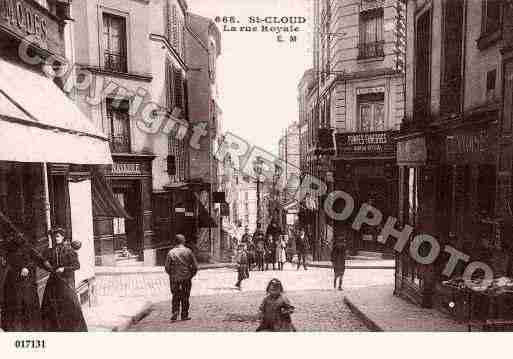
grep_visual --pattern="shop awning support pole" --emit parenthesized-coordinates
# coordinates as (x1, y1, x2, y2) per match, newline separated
(42, 162, 52, 248)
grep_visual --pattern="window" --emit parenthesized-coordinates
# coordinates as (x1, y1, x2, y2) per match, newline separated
(478, 164, 496, 218)
(106, 99, 131, 153)
(358, 8, 384, 59)
(35, 0, 49, 9)
(169, 137, 187, 182)
(482, 0, 501, 35)
(113, 192, 126, 235)
(358, 93, 384, 132)
(440, 0, 464, 115)
(414, 10, 431, 120)
(103, 13, 127, 73)
(486, 69, 497, 101)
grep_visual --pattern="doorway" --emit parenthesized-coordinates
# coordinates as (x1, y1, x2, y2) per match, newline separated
(112, 181, 142, 262)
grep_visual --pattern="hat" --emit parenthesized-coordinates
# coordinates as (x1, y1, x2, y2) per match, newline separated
(48, 227, 66, 237)
(266, 278, 284, 292)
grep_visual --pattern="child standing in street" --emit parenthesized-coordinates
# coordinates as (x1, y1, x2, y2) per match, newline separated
(234, 243, 249, 290)
(256, 278, 296, 332)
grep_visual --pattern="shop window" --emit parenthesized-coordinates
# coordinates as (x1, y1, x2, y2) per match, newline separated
(486, 69, 497, 102)
(106, 99, 131, 153)
(358, 93, 384, 132)
(358, 8, 384, 59)
(482, 0, 501, 35)
(478, 164, 496, 218)
(103, 13, 127, 73)
(49, 175, 70, 231)
(407, 167, 420, 227)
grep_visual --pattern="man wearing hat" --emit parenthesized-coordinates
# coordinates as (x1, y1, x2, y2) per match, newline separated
(164, 234, 198, 321)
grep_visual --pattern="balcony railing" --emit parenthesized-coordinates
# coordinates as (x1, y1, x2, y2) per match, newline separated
(358, 41, 385, 59)
(104, 51, 127, 73)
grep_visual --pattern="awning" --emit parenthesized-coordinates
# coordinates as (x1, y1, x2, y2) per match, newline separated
(0, 58, 112, 165)
(91, 171, 131, 219)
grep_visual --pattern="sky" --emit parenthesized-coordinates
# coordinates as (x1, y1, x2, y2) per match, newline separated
(187, 0, 313, 155)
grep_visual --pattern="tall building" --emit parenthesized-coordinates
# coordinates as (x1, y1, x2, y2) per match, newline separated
(185, 13, 223, 261)
(278, 121, 301, 201)
(310, 0, 406, 258)
(72, 0, 190, 266)
(395, 0, 513, 319)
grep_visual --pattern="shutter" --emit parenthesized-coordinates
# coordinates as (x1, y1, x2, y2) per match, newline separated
(174, 68, 183, 111)
(172, 5, 178, 50)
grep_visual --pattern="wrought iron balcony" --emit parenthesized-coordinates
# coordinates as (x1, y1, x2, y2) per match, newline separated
(358, 41, 385, 60)
(104, 51, 127, 73)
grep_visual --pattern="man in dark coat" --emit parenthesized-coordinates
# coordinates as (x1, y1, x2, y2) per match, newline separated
(165, 234, 199, 321)
(1, 234, 52, 332)
(295, 229, 310, 270)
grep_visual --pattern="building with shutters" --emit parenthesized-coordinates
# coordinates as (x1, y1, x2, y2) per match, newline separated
(72, 0, 190, 266)
(308, 0, 405, 258)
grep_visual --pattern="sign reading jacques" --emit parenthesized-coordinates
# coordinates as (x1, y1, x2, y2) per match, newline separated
(336, 131, 395, 155)
(0, 0, 65, 57)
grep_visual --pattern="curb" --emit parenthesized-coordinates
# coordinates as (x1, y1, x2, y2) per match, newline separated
(292, 262, 395, 270)
(95, 263, 235, 276)
(343, 296, 383, 332)
(111, 301, 154, 332)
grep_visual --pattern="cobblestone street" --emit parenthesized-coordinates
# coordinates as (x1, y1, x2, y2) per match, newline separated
(101, 264, 394, 331)
(129, 289, 367, 331)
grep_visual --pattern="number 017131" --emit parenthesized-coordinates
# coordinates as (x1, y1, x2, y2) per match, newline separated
(14, 339, 46, 349)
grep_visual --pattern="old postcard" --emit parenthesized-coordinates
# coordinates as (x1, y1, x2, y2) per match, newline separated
(0, 0, 513, 357)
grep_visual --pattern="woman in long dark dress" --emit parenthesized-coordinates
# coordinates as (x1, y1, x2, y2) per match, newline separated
(1, 234, 52, 332)
(331, 238, 347, 291)
(41, 228, 87, 332)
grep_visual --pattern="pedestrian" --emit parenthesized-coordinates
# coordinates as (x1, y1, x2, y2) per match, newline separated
(247, 242, 256, 271)
(256, 278, 296, 332)
(234, 243, 249, 290)
(255, 235, 266, 271)
(295, 229, 310, 270)
(331, 237, 347, 291)
(41, 227, 87, 331)
(276, 235, 287, 271)
(1, 233, 52, 332)
(164, 234, 199, 321)
(265, 234, 276, 270)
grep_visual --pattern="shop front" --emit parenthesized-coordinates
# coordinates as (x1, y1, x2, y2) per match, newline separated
(334, 131, 398, 254)
(93, 155, 154, 266)
(395, 113, 503, 317)
(152, 181, 216, 265)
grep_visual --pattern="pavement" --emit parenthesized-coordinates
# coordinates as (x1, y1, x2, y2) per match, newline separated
(343, 284, 467, 332)
(87, 263, 394, 331)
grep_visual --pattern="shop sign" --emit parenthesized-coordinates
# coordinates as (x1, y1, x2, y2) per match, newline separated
(0, 0, 64, 56)
(397, 137, 427, 165)
(356, 86, 385, 95)
(175, 208, 185, 213)
(112, 162, 142, 175)
(336, 131, 394, 154)
(445, 128, 496, 163)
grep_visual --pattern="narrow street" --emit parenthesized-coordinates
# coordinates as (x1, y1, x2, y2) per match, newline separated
(112, 265, 393, 331)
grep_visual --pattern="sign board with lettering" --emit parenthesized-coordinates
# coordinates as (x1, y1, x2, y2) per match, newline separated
(336, 131, 395, 156)
(397, 137, 427, 165)
(444, 127, 497, 164)
(0, 0, 65, 57)
(112, 163, 142, 175)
